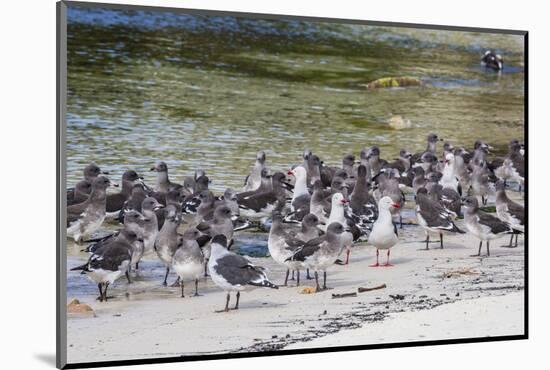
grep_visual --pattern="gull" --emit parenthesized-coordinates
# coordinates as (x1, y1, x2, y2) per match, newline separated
(67, 176, 117, 243)
(208, 235, 278, 312)
(462, 196, 515, 257)
(495, 181, 524, 248)
(285, 223, 347, 292)
(172, 228, 205, 297)
(415, 188, 464, 250)
(243, 150, 267, 192)
(367, 196, 400, 267)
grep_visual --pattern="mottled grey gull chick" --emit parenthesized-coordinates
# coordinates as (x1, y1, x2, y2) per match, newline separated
(154, 204, 182, 286)
(417, 151, 439, 174)
(342, 154, 357, 178)
(268, 212, 307, 286)
(151, 161, 182, 193)
(366, 146, 387, 178)
(471, 140, 491, 167)
(495, 140, 524, 189)
(462, 196, 515, 257)
(106, 170, 143, 217)
(471, 162, 493, 205)
(67, 180, 92, 206)
(172, 228, 205, 297)
(243, 150, 267, 192)
(67, 176, 116, 243)
(193, 175, 210, 195)
(412, 166, 427, 194)
(309, 180, 331, 225)
(117, 183, 148, 222)
(196, 205, 236, 269)
(217, 188, 240, 219)
(373, 168, 405, 228)
(453, 147, 471, 191)
(140, 197, 164, 257)
(495, 181, 524, 248)
(425, 171, 443, 194)
(304, 152, 322, 186)
(285, 222, 347, 292)
(67, 163, 106, 203)
(387, 149, 412, 174)
(348, 165, 378, 230)
(286, 166, 311, 222)
(208, 235, 278, 312)
(410, 133, 442, 165)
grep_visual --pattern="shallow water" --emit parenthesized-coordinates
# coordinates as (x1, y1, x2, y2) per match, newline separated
(65, 7, 524, 292)
(66, 6, 525, 194)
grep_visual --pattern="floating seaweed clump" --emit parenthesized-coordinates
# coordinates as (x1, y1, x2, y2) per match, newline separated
(364, 76, 422, 89)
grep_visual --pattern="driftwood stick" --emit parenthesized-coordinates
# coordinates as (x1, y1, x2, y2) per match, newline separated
(358, 284, 387, 293)
(331, 292, 357, 299)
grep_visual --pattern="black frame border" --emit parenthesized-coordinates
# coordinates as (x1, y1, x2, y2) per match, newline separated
(56, 1, 528, 369)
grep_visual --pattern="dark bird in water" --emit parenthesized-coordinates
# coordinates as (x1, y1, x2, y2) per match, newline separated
(481, 50, 503, 71)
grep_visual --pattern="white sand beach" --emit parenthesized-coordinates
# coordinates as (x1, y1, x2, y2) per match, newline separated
(66, 193, 525, 363)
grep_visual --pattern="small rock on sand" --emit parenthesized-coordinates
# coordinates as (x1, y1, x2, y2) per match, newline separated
(300, 287, 316, 294)
(67, 298, 95, 317)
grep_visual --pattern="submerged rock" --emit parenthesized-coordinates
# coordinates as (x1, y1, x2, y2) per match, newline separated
(388, 115, 412, 130)
(364, 77, 422, 89)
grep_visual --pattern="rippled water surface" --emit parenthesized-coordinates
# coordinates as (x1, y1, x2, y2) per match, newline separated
(66, 7, 524, 193)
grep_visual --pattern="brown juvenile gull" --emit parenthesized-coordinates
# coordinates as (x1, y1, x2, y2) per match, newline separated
(66, 162, 107, 203)
(495, 181, 524, 248)
(150, 161, 182, 193)
(67, 176, 117, 243)
(154, 204, 183, 286)
(268, 212, 308, 286)
(172, 228, 205, 297)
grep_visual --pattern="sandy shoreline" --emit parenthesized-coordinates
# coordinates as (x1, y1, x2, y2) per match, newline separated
(287, 292, 524, 350)
(67, 193, 525, 364)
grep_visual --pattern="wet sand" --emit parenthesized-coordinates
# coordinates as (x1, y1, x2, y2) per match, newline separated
(66, 191, 524, 364)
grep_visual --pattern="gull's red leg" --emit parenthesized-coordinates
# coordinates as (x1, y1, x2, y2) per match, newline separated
(370, 249, 380, 267)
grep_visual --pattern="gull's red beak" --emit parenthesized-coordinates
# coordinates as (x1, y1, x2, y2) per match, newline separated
(341, 199, 348, 204)
(287, 170, 294, 176)
(392, 203, 401, 209)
